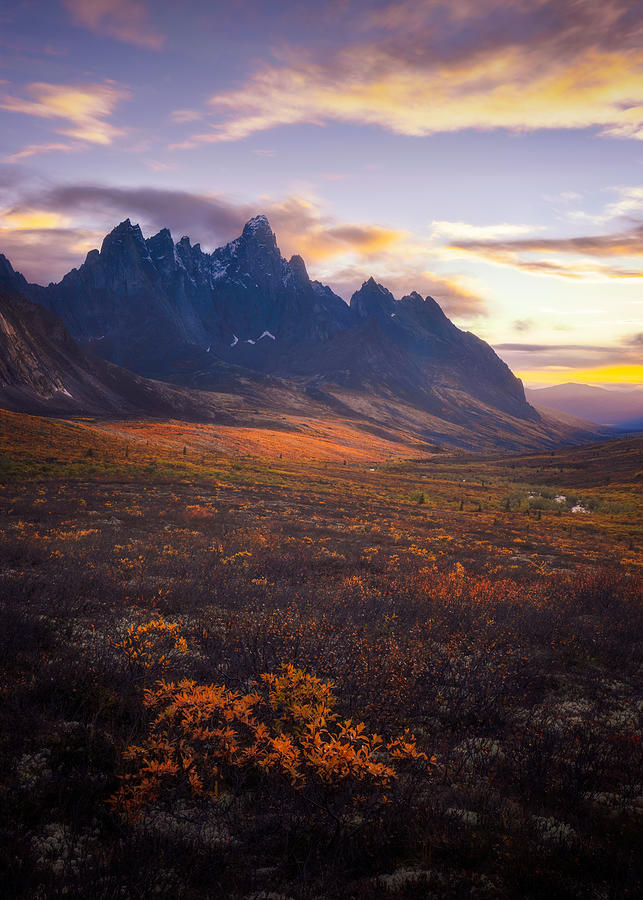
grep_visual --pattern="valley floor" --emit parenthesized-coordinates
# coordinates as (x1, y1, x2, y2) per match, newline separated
(0, 410, 641, 898)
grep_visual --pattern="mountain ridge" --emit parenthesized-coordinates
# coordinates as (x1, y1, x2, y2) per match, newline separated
(527, 383, 643, 431)
(0, 216, 533, 418)
(0, 215, 610, 450)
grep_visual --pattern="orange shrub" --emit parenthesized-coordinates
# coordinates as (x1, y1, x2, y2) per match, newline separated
(112, 663, 429, 819)
(115, 618, 188, 670)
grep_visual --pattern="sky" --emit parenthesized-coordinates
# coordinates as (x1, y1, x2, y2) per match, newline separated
(0, 0, 641, 387)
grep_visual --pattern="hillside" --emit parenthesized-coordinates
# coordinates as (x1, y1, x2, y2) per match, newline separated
(0, 287, 223, 420)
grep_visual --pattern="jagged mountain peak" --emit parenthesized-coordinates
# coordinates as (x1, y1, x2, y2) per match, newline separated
(401, 291, 425, 305)
(100, 218, 149, 257)
(243, 214, 273, 235)
(84, 249, 100, 265)
(287, 254, 309, 284)
(150, 226, 173, 242)
(147, 227, 175, 255)
(106, 218, 142, 238)
(350, 278, 395, 319)
(0, 252, 29, 293)
(399, 291, 449, 323)
(239, 214, 278, 251)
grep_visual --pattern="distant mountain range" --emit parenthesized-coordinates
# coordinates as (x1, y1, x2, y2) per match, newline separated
(0, 216, 607, 450)
(527, 383, 643, 432)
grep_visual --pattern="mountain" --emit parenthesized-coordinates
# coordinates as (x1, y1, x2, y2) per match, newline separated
(1, 217, 533, 411)
(526, 383, 643, 431)
(0, 216, 608, 450)
(0, 285, 224, 419)
(4, 216, 351, 376)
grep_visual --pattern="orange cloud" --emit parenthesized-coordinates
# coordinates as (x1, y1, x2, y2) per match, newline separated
(295, 224, 405, 262)
(0, 81, 129, 145)
(62, 0, 164, 49)
(1, 209, 69, 230)
(178, 41, 643, 144)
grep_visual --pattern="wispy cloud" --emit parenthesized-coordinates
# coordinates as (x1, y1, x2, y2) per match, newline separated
(173, 0, 643, 145)
(444, 222, 643, 280)
(170, 109, 202, 124)
(0, 81, 129, 145)
(143, 159, 178, 172)
(3, 141, 85, 163)
(496, 342, 619, 353)
(606, 187, 643, 220)
(431, 221, 538, 241)
(494, 331, 643, 380)
(62, 0, 164, 49)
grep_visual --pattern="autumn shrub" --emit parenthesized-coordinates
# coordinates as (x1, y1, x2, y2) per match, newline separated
(115, 617, 188, 671)
(112, 662, 429, 821)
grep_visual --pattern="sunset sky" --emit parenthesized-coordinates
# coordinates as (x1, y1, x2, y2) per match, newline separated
(0, 0, 641, 387)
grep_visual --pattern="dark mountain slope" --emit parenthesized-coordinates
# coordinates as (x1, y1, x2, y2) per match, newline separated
(0, 287, 222, 419)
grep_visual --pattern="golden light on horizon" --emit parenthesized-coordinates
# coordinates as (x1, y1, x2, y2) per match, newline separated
(518, 364, 643, 387)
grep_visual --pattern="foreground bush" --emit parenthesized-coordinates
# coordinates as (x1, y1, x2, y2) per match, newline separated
(113, 662, 429, 820)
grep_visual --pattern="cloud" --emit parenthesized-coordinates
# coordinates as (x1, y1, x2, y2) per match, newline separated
(0, 225, 103, 283)
(495, 343, 617, 353)
(17, 184, 406, 264)
(1, 181, 488, 317)
(62, 0, 164, 49)
(18, 183, 255, 243)
(494, 334, 643, 380)
(0, 81, 129, 145)
(172, 1, 643, 144)
(559, 186, 643, 227)
(444, 222, 643, 279)
(285, 220, 405, 263)
(431, 221, 538, 241)
(3, 141, 85, 162)
(143, 159, 178, 172)
(170, 109, 202, 124)
(1, 209, 70, 231)
(606, 187, 643, 220)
